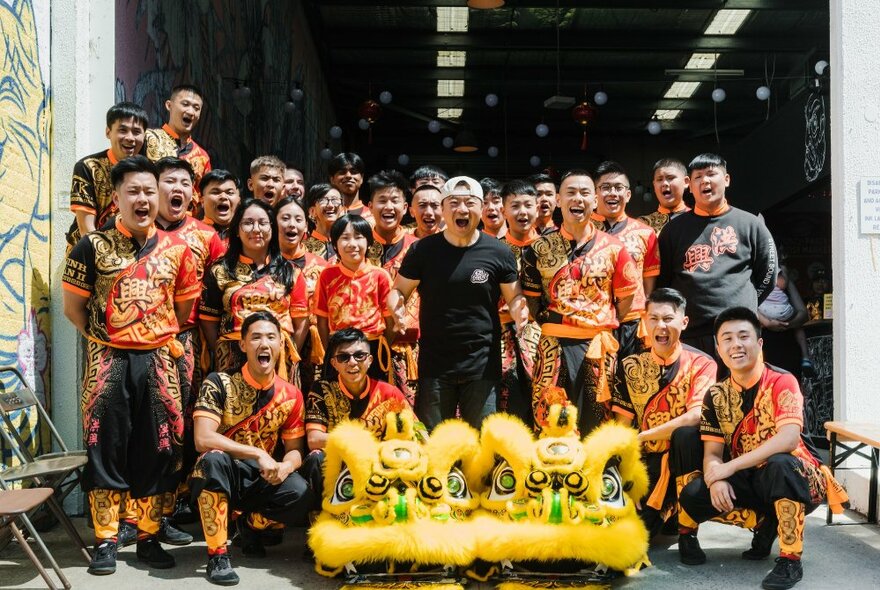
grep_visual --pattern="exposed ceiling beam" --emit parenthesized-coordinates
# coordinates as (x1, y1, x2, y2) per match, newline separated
(326, 31, 826, 53)
(317, 0, 826, 9)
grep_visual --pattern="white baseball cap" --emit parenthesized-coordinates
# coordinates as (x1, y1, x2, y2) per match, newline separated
(441, 176, 483, 201)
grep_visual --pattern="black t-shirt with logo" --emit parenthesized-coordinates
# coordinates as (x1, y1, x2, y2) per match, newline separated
(399, 232, 518, 380)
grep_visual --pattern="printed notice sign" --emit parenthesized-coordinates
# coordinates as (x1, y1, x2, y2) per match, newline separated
(861, 178, 880, 234)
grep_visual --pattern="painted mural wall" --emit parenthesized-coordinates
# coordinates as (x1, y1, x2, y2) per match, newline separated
(0, 0, 52, 462)
(115, 0, 335, 184)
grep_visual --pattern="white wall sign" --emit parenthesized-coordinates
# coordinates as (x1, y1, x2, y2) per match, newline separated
(860, 178, 880, 234)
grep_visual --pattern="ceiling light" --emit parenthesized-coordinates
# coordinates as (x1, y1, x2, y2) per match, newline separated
(437, 7, 468, 32)
(453, 129, 479, 153)
(437, 80, 465, 97)
(704, 9, 750, 35)
(664, 81, 700, 99)
(468, 0, 505, 8)
(437, 107, 463, 120)
(653, 109, 682, 120)
(684, 53, 719, 70)
(437, 50, 466, 68)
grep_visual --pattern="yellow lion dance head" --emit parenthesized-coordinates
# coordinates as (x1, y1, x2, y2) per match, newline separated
(466, 404, 650, 584)
(308, 409, 482, 584)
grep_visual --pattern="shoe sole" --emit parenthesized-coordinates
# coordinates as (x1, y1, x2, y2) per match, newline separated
(742, 551, 771, 561)
(680, 555, 707, 565)
(88, 566, 116, 575)
(208, 575, 240, 586)
(158, 535, 194, 546)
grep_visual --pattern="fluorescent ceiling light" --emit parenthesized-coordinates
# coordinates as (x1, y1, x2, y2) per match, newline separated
(437, 107, 463, 120)
(437, 7, 469, 32)
(653, 109, 682, 120)
(704, 9, 750, 35)
(664, 81, 700, 99)
(437, 80, 465, 97)
(685, 53, 719, 70)
(437, 50, 466, 68)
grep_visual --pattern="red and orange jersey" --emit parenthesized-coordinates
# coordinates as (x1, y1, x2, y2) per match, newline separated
(144, 124, 212, 209)
(612, 344, 717, 453)
(639, 204, 691, 236)
(313, 263, 392, 338)
(701, 364, 819, 467)
(521, 227, 638, 335)
(346, 204, 375, 227)
(593, 216, 659, 321)
(367, 230, 420, 337)
(200, 255, 308, 338)
(285, 250, 330, 307)
(303, 231, 337, 263)
(305, 377, 410, 438)
(62, 219, 199, 348)
(194, 365, 305, 453)
(499, 230, 539, 324)
(66, 149, 120, 246)
(162, 216, 225, 329)
(202, 218, 231, 253)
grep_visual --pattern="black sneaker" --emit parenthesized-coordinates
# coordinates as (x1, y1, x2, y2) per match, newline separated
(761, 557, 803, 590)
(207, 553, 240, 586)
(136, 537, 176, 569)
(260, 526, 284, 546)
(172, 496, 198, 525)
(88, 540, 117, 575)
(678, 532, 706, 565)
(236, 519, 265, 558)
(743, 520, 777, 560)
(158, 516, 193, 546)
(117, 520, 137, 547)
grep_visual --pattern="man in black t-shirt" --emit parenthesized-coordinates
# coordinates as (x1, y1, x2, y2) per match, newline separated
(390, 176, 528, 430)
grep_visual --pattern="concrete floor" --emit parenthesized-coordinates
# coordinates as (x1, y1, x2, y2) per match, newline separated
(2, 509, 879, 589)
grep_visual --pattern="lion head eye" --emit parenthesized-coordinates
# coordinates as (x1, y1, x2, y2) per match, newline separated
(446, 468, 471, 500)
(488, 460, 517, 501)
(331, 466, 356, 504)
(600, 463, 624, 508)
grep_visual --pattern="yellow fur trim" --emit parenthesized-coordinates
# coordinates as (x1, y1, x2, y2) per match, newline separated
(322, 420, 380, 511)
(543, 403, 579, 438)
(341, 585, 463, 590)
(385, 409, 417, 440)
(582, 422, 650, 504)
(423, 419, 482, 513)
(471, 513, 647, 572)
(308, 516, 481, 568)
(466, 413, 535, 492)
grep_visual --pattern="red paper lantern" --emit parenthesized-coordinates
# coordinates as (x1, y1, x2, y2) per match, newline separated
(572, 101, 595, 151)
(358, 99, 382, 144)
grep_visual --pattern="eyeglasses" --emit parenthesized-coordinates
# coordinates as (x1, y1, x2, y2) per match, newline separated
(333, 351, 371, 363)
(240, 220, 272, 231)
(598, 183, 630, 194)
(317, 197, 343, 206)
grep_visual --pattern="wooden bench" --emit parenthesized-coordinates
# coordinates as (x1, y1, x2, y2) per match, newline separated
(824, 421, 880, 524)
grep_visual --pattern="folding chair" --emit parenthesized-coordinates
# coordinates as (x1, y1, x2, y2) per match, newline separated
(0, 366, 91, 563)
(0, 487, 71, 590)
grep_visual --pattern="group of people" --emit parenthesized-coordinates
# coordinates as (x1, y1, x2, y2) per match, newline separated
(59, 85, 844, 590)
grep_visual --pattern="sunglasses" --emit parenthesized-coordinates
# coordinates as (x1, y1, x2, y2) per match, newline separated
(333, 351, 371, 363)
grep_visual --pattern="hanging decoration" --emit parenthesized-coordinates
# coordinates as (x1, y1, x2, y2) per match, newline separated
(379, 90, 393, 105)
(593, 91, 608, 106)
(329, 125, 343, 139)
(357, 99, 382, 144)
(572, 100, 595, 151)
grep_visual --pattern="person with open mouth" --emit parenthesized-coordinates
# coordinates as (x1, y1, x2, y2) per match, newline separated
(365, 170, 421, 406)
(302, 183, 342, 262)
(521, 168, 638, 437)
(610, 288, 717, 551)
(247, 155, 286, 207)
(389, 176, 528, 431)
(275, 195, 329, 396)
(528, 172, 560, 235)
(408, 184, 445, 238)
(62, 155, 201, 577)
(328, 152, 374, 226)
(190, 310, 313, 586)
(639, 158, 692, 236)
(200, 169, 242, 247)
(591, 161, 660, 360)
(479, 177, 507, 238)
(66, 102, 149, 248)
(283, 164, 306, 199)
(657, 153, 777, 360)
(495, 179, 542, 426)
(313, 214, 396, 383)
(144, 84, 212, 215)
(200, 199, 309, 384)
